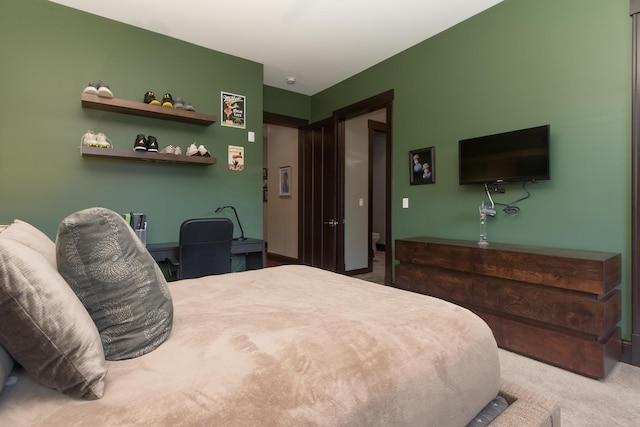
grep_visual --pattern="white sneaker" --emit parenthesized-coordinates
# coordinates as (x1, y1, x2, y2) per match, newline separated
(160, 145, 175, 154)
(95, 133, 112, 148)
(197, 145, 211, 157)
(81, 130, 97, 147)
(186, 143, 199, 156)
(83, 83, 98, 95)
(174, 146, 182, 155)
(97, 81, 113, 98)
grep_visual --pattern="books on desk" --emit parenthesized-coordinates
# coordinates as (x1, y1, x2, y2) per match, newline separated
(123, 212, 147, 246)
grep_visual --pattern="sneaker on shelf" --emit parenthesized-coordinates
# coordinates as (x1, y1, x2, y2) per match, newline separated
(83, 83, 99, 95)
(134, 134, 147, 151)
(81, 130, 97, 146)
(144, 91, 161, 106)
(186, 143, 200, 156)
(146, 135, 159, 152)
(160, 145, 175, 154)
(173, 97, 185, 109)
(95, 133, 112, 148)
(96, 81, 113, 98)
(183, 101, 195, 112)
(197, 145, 211, 157)
(161, 93, 173, 108)
(174, 146, 183, 155)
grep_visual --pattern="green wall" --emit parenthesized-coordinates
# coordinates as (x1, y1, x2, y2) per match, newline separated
(307, 0, 633, 338)
(263, 85, 310, 121)
(0, 0, 264, 243)
(2, 0, 634, 339)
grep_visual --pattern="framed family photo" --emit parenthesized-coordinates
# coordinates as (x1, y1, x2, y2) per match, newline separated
(409, 146, 435, 185)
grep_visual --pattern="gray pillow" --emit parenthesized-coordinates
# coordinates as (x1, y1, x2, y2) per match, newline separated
(0, 219, 57, 268)
(56, 207, 173, 360)
(0, 239, 106, 399)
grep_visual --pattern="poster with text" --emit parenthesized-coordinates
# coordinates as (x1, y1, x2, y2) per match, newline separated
(221, 91, 246, 128)
(228, 145, 244, 171)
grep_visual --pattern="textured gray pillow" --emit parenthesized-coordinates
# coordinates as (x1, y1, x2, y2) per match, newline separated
(0, 344, 15, 394)
(56, 207, 173, 360)
(0, 219, 57, 268)
(0, 239, 106, 399)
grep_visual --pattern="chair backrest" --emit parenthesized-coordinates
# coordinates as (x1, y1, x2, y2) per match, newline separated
(177, 218, 234, 279)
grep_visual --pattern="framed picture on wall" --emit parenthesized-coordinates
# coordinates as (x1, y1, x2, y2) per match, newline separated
(221, 91, 246, 128)
(409, 146, 435, 185)
(279, 166, 291, 197)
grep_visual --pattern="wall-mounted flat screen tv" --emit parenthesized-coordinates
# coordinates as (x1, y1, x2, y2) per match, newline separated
(458, 124, 550, 185)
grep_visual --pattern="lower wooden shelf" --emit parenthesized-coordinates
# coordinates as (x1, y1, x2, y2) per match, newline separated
(80, 146, 216, 165)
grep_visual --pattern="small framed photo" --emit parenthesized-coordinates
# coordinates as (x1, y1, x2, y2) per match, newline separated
(409, 147, 435, 185)
(279, 166, 291, 197)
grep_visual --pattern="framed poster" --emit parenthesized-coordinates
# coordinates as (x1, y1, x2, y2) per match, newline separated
(221, 91, 246, 128)
(279, 166, 291, 197)
(409, 146, 435, 185)
(228, 145, 244, 171)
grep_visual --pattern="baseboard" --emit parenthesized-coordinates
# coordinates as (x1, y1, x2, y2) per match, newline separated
(621, 337, 640, 367)
(266, 252, 298, 265)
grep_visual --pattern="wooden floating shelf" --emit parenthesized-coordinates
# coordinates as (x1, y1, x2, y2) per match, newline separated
(81, 146, 216, 165)
(81, 93, 217, 126)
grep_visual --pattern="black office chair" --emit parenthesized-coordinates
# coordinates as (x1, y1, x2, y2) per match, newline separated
(167, 218, 234, 279)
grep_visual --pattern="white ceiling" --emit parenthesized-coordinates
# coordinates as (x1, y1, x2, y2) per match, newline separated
(49, 0, 502, 96)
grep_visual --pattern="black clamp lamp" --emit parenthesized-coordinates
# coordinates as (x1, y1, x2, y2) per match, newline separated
(215, 206, 246, 240)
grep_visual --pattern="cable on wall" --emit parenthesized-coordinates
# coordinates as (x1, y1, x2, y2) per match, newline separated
(484, 181, 533, 215)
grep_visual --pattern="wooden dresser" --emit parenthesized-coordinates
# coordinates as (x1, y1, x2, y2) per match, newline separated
(395, 237, 621, 378)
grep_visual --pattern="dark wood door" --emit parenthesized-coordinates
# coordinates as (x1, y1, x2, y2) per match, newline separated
(300, 117, 340, 271)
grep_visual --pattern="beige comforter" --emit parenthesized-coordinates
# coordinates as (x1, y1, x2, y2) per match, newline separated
(0, 265, 500, 426)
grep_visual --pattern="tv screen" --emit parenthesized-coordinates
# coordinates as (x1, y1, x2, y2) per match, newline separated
(458, 124, 550, 185)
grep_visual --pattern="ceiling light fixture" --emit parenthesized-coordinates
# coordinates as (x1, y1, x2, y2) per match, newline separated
(286, 77, 296, 85)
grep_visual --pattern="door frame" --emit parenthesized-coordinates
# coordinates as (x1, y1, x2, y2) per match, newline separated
(263, 112, 308, 264)
(368, 119, 388, 272)
(333, 90, 394, 285)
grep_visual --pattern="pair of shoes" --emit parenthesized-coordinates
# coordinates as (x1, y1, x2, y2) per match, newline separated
(160, 145, 183, 155)
(83, 81, 113, 98)
(173, 97, 195, 111)
(81, 130, 111, 148)
(143, 91, 161, 106)
(186, 143, 211, 157)
(133, 134, 158, 152)
(143, 91, 174, 108)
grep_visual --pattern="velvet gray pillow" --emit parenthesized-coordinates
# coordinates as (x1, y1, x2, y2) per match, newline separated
(0, 219, 57, 268)
(0, 239, 106, 399)
(56, 207, 173, 360)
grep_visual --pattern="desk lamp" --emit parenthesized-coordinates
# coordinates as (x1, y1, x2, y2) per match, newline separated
(215, 206, 246, 240)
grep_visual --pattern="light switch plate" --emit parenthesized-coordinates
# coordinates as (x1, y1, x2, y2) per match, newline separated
(402, 198, 409, 209)
(248, 131, 255, 142)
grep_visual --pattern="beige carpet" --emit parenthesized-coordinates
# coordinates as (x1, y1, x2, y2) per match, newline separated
(498, 349, 640, 426)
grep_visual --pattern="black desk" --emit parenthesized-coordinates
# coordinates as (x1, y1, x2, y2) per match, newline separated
(147, 238, 266, 270)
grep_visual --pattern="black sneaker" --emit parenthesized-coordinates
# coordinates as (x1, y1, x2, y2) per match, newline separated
(134, 134, 147, 151)
(144, 91, 160, 106)
(146, 135, 158, 152)
(162, 93, 173, 108)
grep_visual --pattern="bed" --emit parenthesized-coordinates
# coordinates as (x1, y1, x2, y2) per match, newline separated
(0, 209, 560, 426)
